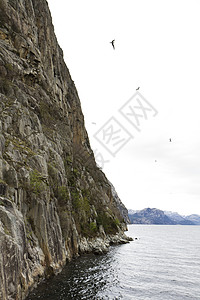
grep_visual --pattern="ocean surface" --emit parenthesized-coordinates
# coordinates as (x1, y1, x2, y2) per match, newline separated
(27, 225, 200, 300)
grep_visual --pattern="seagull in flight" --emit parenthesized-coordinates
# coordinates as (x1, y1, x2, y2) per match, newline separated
(136, 87, 140, 90)
(110, 39, 115, 50)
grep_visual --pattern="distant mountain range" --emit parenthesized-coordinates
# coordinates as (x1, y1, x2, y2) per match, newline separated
(128, 208, 200, 225)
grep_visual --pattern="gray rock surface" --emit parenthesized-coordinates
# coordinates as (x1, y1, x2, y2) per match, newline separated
(0, 1, 130, 299)
(110, 182, 130, 224)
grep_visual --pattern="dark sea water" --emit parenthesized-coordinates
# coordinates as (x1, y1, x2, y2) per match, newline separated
(27, 225, 200, 300)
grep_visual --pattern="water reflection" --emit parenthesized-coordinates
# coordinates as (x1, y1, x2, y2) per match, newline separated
(27, 246, 121, 300)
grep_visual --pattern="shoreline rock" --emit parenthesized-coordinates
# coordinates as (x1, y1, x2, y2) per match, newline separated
(79, 230, 133, 255)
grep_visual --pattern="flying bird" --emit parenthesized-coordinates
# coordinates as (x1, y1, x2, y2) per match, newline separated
(110, 39, 115, 50)
(169, 138, 172, 142)
(136, 87, 140, 90)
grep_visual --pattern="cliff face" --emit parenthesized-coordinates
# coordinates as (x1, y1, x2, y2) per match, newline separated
(110, 182, 130, 224)
(0, 1, 130, 299)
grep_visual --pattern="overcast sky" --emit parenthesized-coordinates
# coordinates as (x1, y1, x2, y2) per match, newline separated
(47, 0, 200, 215)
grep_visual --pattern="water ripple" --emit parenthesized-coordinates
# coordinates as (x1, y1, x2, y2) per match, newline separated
(27, 225, 200, 300)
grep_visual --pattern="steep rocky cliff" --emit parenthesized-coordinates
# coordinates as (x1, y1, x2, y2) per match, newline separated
(110, 182, 130, 224)
(0, 1, 130, 299)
